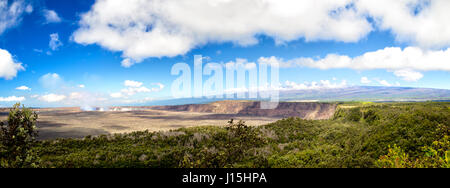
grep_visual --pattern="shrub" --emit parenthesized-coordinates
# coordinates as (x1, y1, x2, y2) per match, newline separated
(0, 103, 40, 168)
(376, 145, 413, 168)
(417, 135, 449, 168)
(363, 109, 379, 124)
(179, 119, 266, 168)
(376, 125, 449, 169)
(346, 107, 362, 122)
(224, 119, 265, 163)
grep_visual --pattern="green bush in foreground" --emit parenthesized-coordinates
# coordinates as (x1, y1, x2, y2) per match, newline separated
(180, 119, 266, 168)
(0, 103, 40, 168)
(376, 131, 449, 168)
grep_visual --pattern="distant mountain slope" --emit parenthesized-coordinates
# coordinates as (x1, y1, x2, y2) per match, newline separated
(142, 86, 450, 106)
(280, 86, 450, 102)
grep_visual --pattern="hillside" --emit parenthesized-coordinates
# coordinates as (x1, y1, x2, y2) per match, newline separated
(151, 101, 337, 120)
(280, 86, 450, 101)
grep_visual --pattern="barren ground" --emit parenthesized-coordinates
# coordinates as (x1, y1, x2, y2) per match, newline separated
(0, 108, 280, 140)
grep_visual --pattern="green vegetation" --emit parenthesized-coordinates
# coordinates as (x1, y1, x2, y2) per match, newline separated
(0, 104, 40, 168)
(1, 102, 449, 168)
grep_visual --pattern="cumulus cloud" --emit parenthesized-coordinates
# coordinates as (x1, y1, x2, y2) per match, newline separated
(73, 0, 372, 64)
(0, 96, 25, 102)
(121, 58, 135, 68)
(0, 48, 24, 80)
(377, 80, 392, 87)
(72, 0, 450, 67)
(262, 47, 450, 71)
(25, 4, 32, 13)
(49, 33, 63, 51)
(260, 46, 450, 81)
(393, 69, 424, 82)
(110, 92, 123, 99)
(360, 77, 371, 84)
(39, 73, 63, 88)
(34, 73, 109, 107)
(33, 49, 43, 53)
(48, 91, 109, 107)
(124, 80, 143, 88)
(39, 93, 67, 103)
(43, 9, 61, 23)
(69, 92, 83, 100)
(0, 0, 32, 35)
(283, 80, 348, 90)
(120, 97, 154, 104)
(356, 0, 450, 48)
(111, 80, 165, 98)
(16, 85, 31, 91)
(223, 79, 348, 95)
(121, 87, 152, 96)
(151, 83, 165, 92)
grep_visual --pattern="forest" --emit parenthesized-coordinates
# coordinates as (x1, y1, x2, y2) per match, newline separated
(1, 102, 449, 168)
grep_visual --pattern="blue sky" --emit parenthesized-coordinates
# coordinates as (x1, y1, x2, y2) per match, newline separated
(0, 0, 449, 107)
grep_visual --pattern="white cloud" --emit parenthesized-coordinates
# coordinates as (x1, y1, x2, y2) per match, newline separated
(69, 92, 83, 100)
(120, 83, 165, 95)
(223, 58, 258, 71)
(73, 0, 372, 65)
(151, 83, 165, 92)
(223, 87, 251, 95)
(16, 85, 31, 91)
(72, 0, 450, 67)
(0, 0, 32, 35)
(124, 80, 143, 88)
(284, 80, 348, 90)
(43, 9, 61, 23)
(0, 48, 24, 80)
(222, 79, 348, 96)
(44, 91, 109, 107)
(39, 73, 63, 88)
(39, 94, 67, 103)
(35, 73, 111, 107)
(111, 80, 165, 98)
(110, 92, 123, 99)
(25, 4, 32, 13)
(356, 0, 450, 49)
(393, 69, 424, 82)
(33, 49, 43, 53)
(259, 46, 450, 81)
(27, 73, 108, 107)
(121, 87, 151, 96)
(49, 33, 63, 51)
(360, 77, 371, 84)
(0, 96, 25, 102)
(377, 80, 392, 87)
(262, 47, 450, 71)
(121, 58, 134, 68)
